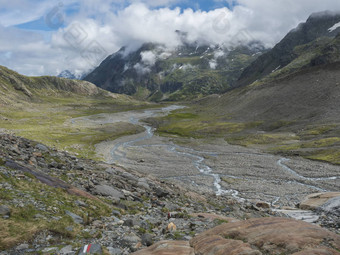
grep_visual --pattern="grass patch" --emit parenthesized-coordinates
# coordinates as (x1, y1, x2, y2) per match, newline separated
(153, 110, 261, 138)
(221, 177, 239, 185)
(306, 149, 340, 165)
(265, 120, 295, 131)
(227, 133, 298, 146)
(299, 125, 336, 136)
(0, 93, 152, 159)
(273, 137, 340, 151)
(0, 172, 112, 250)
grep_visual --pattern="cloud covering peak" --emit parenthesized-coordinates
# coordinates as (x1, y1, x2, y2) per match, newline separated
(1, 0, 340, 76)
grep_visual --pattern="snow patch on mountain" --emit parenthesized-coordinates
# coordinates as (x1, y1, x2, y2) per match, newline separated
(328, 22, 340, 32)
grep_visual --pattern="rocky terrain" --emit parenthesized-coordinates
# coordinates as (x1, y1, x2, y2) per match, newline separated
(0, 131, 271, 254)
(237, 11, 340, 87)
(0, 130, 339, 255)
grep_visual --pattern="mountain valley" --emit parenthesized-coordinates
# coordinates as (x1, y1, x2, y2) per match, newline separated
(0, 8, 340, 255)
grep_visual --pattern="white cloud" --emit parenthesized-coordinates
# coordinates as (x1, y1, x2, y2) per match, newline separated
(209, 60, 217, 69)
(1, 0, 340, 76)
(134, 62, 151, 74)
(141, 51, 157, 66)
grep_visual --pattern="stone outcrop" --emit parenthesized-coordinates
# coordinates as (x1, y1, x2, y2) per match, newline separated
(190, 213, 239, 223)
(190, 217, 340, 255)
(131, 241, 194, 255)
(300, 192, 340, 210)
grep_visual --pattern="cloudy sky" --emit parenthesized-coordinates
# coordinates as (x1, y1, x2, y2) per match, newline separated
(1, 0, 340, 76)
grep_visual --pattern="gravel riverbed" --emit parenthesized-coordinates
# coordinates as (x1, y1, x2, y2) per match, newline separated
(71, 106, 340, 208)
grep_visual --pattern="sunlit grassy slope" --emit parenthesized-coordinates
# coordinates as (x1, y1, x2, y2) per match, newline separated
(0, 65, 152, 159)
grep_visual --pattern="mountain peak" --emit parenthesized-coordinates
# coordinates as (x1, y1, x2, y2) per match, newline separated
(307, 10, 340, 21)
(237, 10, 340, 87)
(83, 41, 266, 101)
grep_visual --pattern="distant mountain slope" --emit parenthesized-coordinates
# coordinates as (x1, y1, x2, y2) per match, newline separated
(203, 62, 340, 123)
(151, 61, 340, 165)
(237, 11, 340, 87)
(0, 65, 114, 106)
(84, 41, 266, 101)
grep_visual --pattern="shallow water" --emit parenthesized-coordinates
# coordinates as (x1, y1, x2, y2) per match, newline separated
(71, 105, 340, 207)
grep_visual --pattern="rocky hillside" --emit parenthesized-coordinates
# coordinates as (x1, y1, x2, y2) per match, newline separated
(83, 40, 266, 101)
(0, 132, 264, 254)
(0, 65, 113, 106)
(0, 65, 151, 159)
(0, 132, 339, 255)
(237, 11, 340, 87)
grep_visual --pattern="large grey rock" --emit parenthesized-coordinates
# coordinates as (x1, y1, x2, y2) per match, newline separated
(42, 247, 59, 253)
(16, 244, 29, 250)
(35, 144, 48, 152)
(137, 178, 150, 190)
(78, 244, 102, 255)
(123, 219, 136, 227)
(107, 247, 122, 255)
(155, 187, 169, 198)
(65, 210, 83, 224)
(121, 172, 138, 182)
(59, 245, 74, 255)
(0, 205, 11, 216)
(319, 196, 340, 215)
(122, 233, 141, 248)
(106, 168, 117, 175)
(94, 185, 124, 199)
(141, 234, 153, 247)
(300, 192, 340, 210)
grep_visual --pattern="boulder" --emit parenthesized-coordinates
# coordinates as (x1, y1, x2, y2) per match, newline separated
(155, 187, 169, 198)
(300, 192, 340, 210)
(107, 247, 122, 255)
(190, 217, 340, 255)
(59, 245, 74, 255)
(131, 241, 194, 255)
(106, 167, 117, 175)
(0, 205, 11, 216)
(192, 236, 261, 255)
(122, 233, 141, 247)
(121, 172, 138, 182)
(65, 210, 83, 224)
(78, 244, 102, 254)
(94, 185, 124, 199)
(35, 144, 48, 152)
(137, 178, 150, 190)
(141, 233, 153, 247)
(292, 248, 340, 255)
(318, 196, 340, 215)
(255, 201, 270, 209)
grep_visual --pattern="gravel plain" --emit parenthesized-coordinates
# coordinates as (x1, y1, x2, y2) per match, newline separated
(82, 106, 340, 208)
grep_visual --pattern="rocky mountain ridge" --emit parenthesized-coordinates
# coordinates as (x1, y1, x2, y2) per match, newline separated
(237, 11, 340, 86)
(0, 65, 115, 107)
(83, 41, 266, 101)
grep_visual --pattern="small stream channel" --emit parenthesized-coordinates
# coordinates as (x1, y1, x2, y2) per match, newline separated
(71, 105, 339, 209)
(107, 105, 242, 199)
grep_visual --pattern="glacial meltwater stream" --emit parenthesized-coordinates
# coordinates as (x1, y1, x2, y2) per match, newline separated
(106, 105, 241, 199)
(71, 105, 339, 208)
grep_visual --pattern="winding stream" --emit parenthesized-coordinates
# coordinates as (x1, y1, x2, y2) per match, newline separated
(107, 105, 241, 199)
(71, 105, 339, 206)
